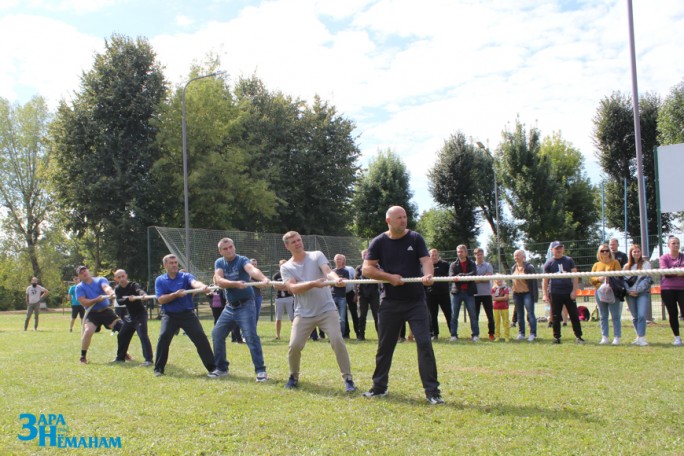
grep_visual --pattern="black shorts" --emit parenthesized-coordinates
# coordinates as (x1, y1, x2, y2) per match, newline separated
(71, 305, 85, 319)
(85, 308, 119, 330)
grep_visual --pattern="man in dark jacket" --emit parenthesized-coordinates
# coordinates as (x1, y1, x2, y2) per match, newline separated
(425, 249, 451, 341)
(449, 245, 479, 341)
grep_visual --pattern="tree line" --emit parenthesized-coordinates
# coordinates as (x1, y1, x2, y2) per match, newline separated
(1, 33, 683, 308)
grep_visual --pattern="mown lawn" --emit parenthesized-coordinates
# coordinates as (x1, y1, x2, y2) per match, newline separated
(0, 310, 682, 455)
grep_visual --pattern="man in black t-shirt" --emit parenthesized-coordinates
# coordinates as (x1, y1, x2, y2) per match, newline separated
(355, 249, 380, 340)
(114, 269, 154, 365)
(425, 249, 452, 340)
(361, 206, 443, 405)
(542, 242, 585, 344)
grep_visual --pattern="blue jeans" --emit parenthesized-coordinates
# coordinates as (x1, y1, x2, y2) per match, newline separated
(596, 297, 622, 338)
(626, 292, 649, 337)
(212, 299, 265, 373)
(254, 295, 262, 322)
(333, 296, 347, 335)
(513, 292, 537, 336)
(450, 291, 478, 338)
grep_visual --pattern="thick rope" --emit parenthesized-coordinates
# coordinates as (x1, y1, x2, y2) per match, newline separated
(123, 268, 683, 300)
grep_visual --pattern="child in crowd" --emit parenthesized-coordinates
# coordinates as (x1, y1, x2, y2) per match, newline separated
(492, 279, 511, 341)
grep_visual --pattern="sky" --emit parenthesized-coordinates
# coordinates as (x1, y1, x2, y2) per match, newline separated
(2, 0, 684, 221)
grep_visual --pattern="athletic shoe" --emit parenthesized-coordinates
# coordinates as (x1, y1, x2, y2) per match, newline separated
(431, 335, 438, 341)
(576, 337, 586, 344)
(516, 334, 525, 340)
(284, 375, 298, 389)
(472, 336, 479, 342)
(449, 336, 458, 342)
(256, 371, 268, 383)
(154, 370, 164, 377)
(110, 358, 125, 363)
(426, 395, 444, 405)
(345, 379, 357, 393)
(488, 334, 495, 341)
(674, 336, 682, 346)
(510, 322, 517, 328)
(141, 361, 153, 367)
(599, 336, 609, 345)
(562, 322, 568, 327)
(207, 369, 229, 379)
(552, 338, 561, 344)
(362, 388, 388, 399)
(611, 337, 620, 346)
(79, 356, 87, 364)
(125, 353, 133, 361)
(528, 334, 536, 342)
(633, 337, 648, 346)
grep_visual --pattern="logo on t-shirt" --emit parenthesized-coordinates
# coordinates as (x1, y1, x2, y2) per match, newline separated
(407, 246, 413, 251)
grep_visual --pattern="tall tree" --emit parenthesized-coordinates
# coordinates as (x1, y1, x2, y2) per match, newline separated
(153, 66, 278, 232)
(497, 119, 565, 253)
(50, 34, 166, 278)
(416, 207, 461, 252)
(427, 132, 484, 248)
(658, 78, 684, 145)
(234, 77, 361, 235)
(593, 91, 670, 239)
(0, 96, 51, 278)
(351, 149, 417, 239)
(540, 132, 599, 241)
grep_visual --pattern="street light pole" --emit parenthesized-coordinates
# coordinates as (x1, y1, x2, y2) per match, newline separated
(181, 71, 225, 271)
(477, 141, 502, 273)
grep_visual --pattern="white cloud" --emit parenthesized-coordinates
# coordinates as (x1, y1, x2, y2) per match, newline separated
(0, 14, 102, 106)
(175, 14, 195, 27)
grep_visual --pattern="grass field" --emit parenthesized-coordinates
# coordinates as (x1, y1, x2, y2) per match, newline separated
(1, 310, 683, 455)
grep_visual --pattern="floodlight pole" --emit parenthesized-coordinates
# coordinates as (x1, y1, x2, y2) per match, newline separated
(626, 0, 649, 255)
(181, 71, 224, 271)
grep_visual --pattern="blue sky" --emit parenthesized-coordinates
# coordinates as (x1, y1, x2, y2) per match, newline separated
(2, 0, 684, 228)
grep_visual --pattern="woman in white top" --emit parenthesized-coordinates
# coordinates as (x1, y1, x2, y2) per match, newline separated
(623, 244, 652, 346)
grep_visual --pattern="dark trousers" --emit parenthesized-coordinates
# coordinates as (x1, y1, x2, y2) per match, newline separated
(474, 295, 495, 336)
(426, 293, 451, 337)
(211, 305, 225, 324)
(372, 298, 440, 396)
(154, 310, 215, 374)
(661, 289, 683, 337)
(344, 291, 360, 338)
(117, 311, 153, 362)
(359, 293, 379, 337)
(550, 294, 583, 340)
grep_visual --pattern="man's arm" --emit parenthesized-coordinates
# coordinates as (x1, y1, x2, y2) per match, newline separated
(244, 263, 270, 287)
(419, 256, 434, 286)
(214, 268, 245, 289)
(363, 259, 404, 286)
(542, 278, 549, 302)
(40, 287, 49, 299)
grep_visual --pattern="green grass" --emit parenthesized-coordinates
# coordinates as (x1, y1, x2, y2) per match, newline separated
(1, 310, 683, 455)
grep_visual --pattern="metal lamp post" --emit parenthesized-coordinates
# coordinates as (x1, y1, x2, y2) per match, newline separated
(477, 141, 502, 273)
(181, 71, 225, 270)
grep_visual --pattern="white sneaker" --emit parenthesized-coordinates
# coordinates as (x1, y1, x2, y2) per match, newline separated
(634, 337, 649, 346)
(674, 336, 683, 346)
(611, 337, 620, 345)
(207, 369, 229, 378)
(472, 336, 479, 342)
(516, 334, 525, 340)
(449, 336, 458, 342)
(599, 336, 609, 345)
(528, 334, 536, 342)
(256, 371, 268, 382)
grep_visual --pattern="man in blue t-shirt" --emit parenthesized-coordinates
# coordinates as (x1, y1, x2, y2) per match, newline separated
(154, 254, 216, 377)
(361, 206, 443, 405)
(211, 238, 270, 382)
(542, 241, 585, 344)
(75, 266, 123, 364)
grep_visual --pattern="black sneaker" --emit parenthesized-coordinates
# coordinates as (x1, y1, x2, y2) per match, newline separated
(576, 337, 586, 345)
(427, 394, 445, 405)
(362, 388, 388, 398)
(345, 379, 357, 393)
(284, 375, 298, 389)
(552, 338, 561, 344)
